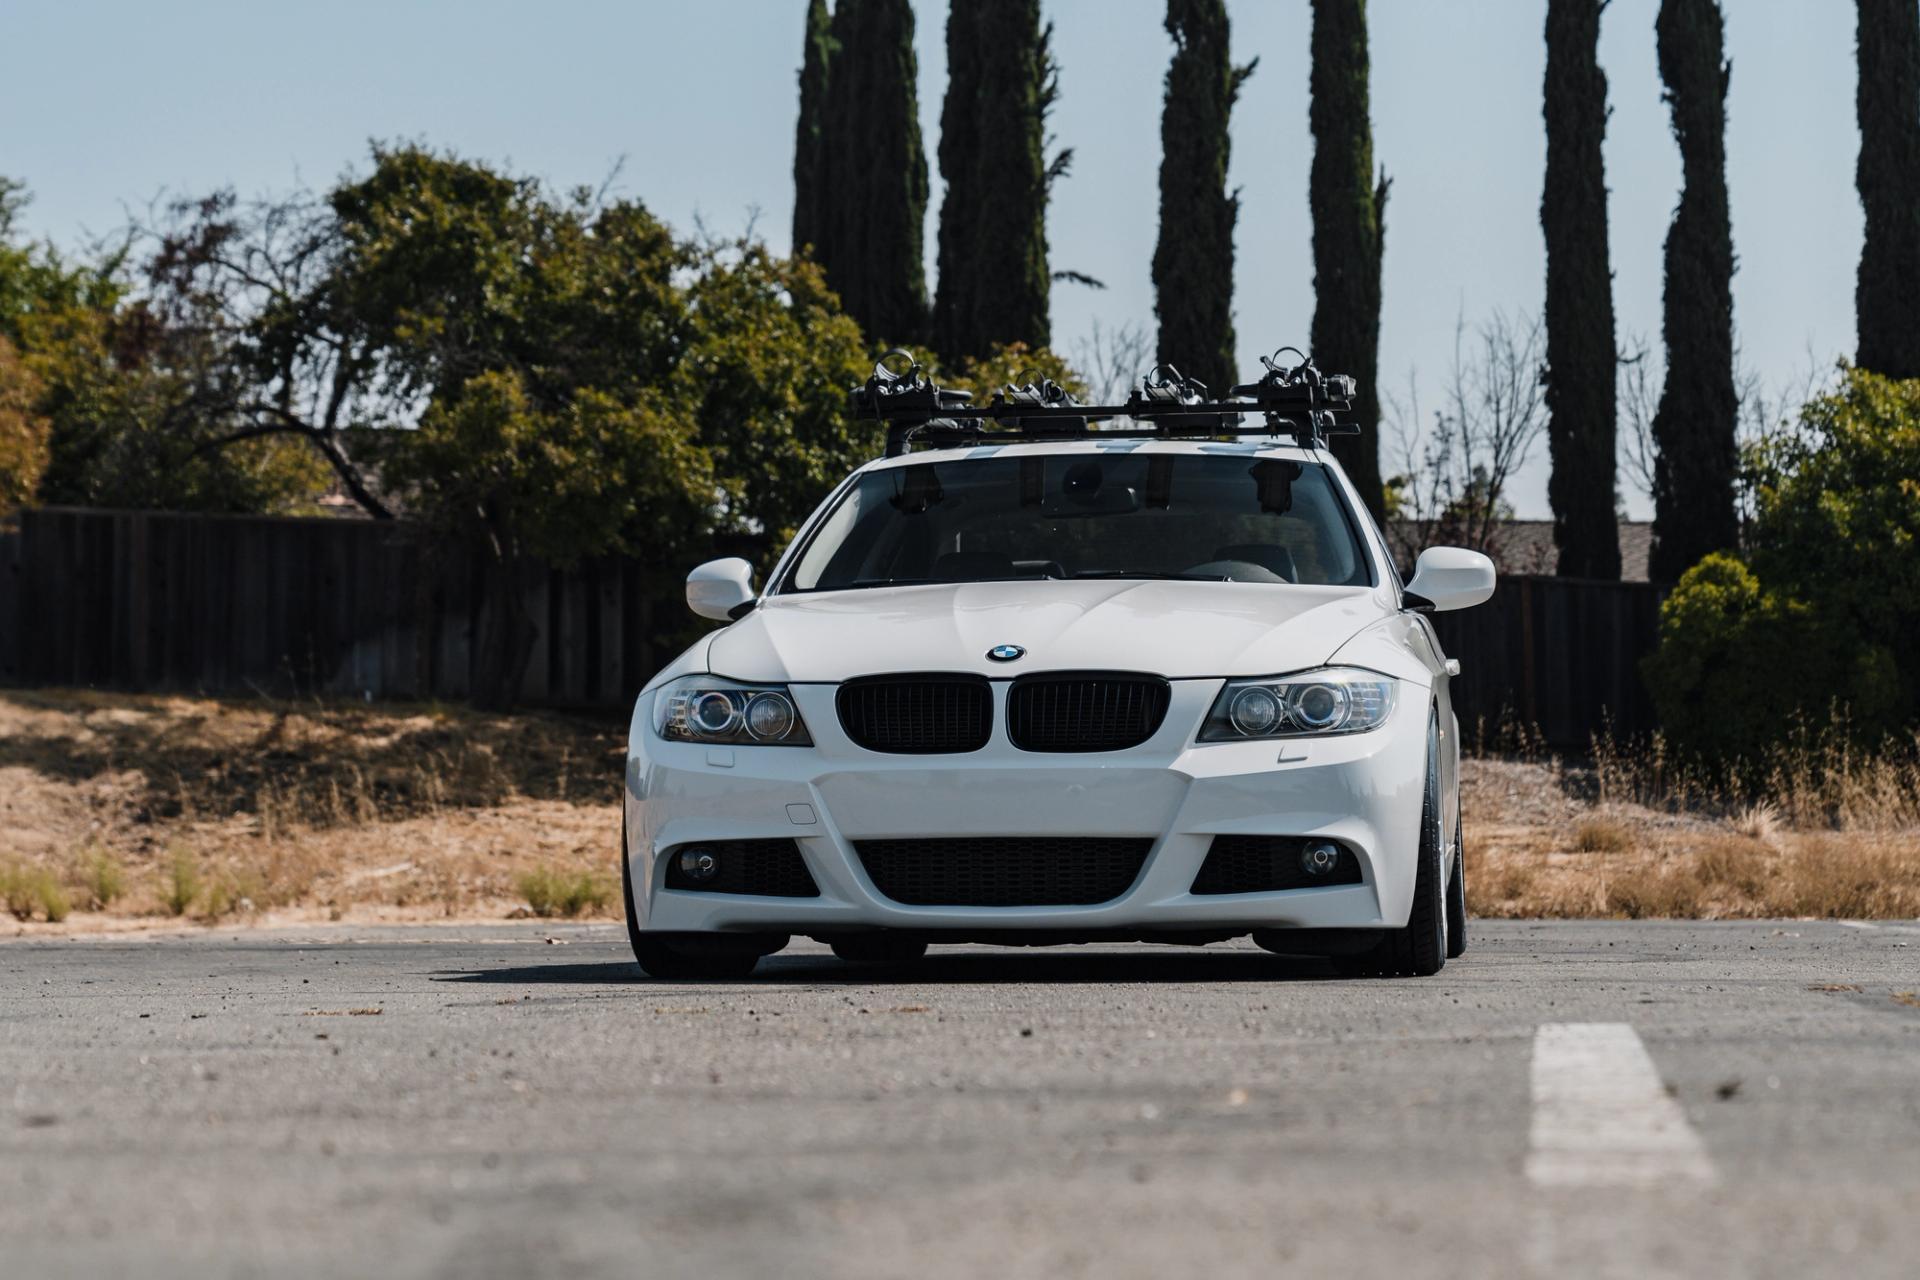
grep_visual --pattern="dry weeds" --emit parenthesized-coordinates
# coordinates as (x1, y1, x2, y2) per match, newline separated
(4, 689, 1917, 930)
(0, 689, 623, 930)
(1465, 728, 1920, 920)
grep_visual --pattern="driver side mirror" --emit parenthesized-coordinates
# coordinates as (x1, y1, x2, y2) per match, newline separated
(1404, 546, 1496, 612)
(686, 558, 756, 621)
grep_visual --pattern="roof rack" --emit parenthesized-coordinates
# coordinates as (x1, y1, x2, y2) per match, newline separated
(851, 347, 1359, 458)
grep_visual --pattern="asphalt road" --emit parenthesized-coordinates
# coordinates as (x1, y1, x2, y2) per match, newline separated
(4, 920, 1919, 1279)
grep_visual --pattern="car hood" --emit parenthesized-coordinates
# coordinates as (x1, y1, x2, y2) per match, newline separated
(706, 579, 1388, 682)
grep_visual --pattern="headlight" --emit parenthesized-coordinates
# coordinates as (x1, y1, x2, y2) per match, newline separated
(658, 678, 812, 746)
(1198, 668, 1396, 740)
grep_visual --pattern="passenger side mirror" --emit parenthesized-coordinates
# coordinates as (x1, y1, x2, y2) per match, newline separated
(686, 558, 757, 621)
(1404, 546, 1496, 612)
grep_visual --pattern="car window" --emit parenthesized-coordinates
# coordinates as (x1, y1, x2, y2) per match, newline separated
(784, 452, 1373, 592)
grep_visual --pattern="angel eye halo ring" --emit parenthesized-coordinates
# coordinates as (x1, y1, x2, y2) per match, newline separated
(660, 679, 812, 746)
(1199, 668, 1396, 741)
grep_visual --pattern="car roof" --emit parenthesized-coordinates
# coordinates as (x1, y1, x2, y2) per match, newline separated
(857, 437, 1328, 474)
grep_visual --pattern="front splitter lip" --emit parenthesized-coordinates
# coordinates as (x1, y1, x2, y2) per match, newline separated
(638, 879, 1388, 934)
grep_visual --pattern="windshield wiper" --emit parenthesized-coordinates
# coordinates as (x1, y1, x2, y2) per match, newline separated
(1065, 569, 1233, 582)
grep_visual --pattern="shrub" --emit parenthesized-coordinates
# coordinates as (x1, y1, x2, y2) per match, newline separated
(1643, 554, 1833, 760)
(163, 848, 202, 917)
(517, 866, 611, 919)
(0, 864, 68, 922)
(1, 863, 34, 920)
(1647, 368, 1920, 761)
(78, 844, 126, 910)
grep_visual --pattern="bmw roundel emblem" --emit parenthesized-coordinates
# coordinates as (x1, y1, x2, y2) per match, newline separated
(987, 644, 1026, 663)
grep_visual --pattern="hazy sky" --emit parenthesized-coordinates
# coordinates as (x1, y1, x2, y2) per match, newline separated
(2, 1, 1860, 517)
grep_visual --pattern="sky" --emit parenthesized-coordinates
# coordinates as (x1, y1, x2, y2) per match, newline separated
(1, 0, 1861, 518)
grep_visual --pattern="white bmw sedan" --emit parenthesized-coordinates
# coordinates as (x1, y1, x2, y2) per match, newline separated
(621, 437, 1494, 978)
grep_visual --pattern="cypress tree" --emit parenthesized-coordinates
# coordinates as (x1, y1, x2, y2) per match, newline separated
(1153, 0, 1255, 395)
(1308, 0, 1388, 520)
(1541, 0, 1621, 579)
(1649, 0, 1738, 583)
(1856, 0, 1920, 379)
(819, 0, 929, 345)
(934, 0, 1054, 365)
(791, 0, 836, 261)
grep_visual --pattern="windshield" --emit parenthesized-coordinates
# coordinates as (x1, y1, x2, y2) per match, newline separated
(783, 451, 1373, 592)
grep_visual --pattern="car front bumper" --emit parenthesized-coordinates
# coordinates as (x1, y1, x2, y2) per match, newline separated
(624, 680, 1429, 937)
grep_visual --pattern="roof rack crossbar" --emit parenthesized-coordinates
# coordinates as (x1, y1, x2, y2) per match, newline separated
(852, 347, 1359, 457)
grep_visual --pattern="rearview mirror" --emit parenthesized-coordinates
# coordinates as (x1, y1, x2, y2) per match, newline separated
(1404, 546, 1496, 612)
(686, 558, 756, 621)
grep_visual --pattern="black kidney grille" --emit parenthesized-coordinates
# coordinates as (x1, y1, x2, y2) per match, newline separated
(837, 674, 993, 754)
(1190, 835, 1363, 895)
(662, 839, 820, 897)
(1006, 673, 1172, 753)
(854, 837, 1154, 906)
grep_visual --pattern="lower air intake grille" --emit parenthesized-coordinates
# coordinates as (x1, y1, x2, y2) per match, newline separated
(1006, 672, 1171, 752)
(1189, 835, 1363, 895)
(854, 837, 1154, 906)
(837, 674, 993, 754)
(662, 839, 820, 897)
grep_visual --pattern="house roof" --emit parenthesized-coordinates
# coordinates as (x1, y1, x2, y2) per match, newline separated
(1387, 520, 1653, 583)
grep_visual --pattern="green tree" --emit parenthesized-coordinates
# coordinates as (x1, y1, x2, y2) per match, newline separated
(675, 242, 876, 559)
(1649, 0, 1738, 583)
(818, 0, 929, 345)
(1542, 0, 1621, 579)
(1855, 0, 1920, 379)
(0, 336, 49, 511)
(1153, 0, 1255, 395)
(1308, 0, 1388, 519)
(3, 179, 328, 514)
(934, 0, 1056, 364)
(1646, 367, 1920, 757)
(792, 0, 837, 260)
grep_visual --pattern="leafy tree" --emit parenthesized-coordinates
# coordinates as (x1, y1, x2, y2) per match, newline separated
(3, 179, 327, 513)
(1542, 0, 1621, 579)
(817, 0, 929, 345)
(940, 341, 1089, 408)
(378, 371, 713, 701)
(1308, 0, 1388, 520)
(934, 0, 1057, 364)
(0, 336, 49, 511)
(1649, 0, 1738, 583)
(1856, 0, 1920, 379)
(1646, 368, 1920, 757)
(792, 0, 837, 260)
(1153, 0, 1255, 395)
(675, 242, 876, 559)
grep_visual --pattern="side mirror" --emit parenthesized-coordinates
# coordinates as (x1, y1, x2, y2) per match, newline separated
(1404, 546, 1496, 612)
(686, 558, 756, 621)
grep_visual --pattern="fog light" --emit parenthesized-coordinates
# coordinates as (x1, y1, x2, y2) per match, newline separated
(677, 847, 720, 883)
(1300, 841, 1342, 876)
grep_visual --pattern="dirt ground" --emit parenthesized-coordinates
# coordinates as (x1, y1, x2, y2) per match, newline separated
(2, 689, 1916, 934)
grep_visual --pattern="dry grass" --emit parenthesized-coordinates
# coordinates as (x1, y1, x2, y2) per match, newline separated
(1465, 726, 1920, 919)
(0, 689, 624, 930)
(517, 866, 613, 919)
(5, 688, 1917, 930)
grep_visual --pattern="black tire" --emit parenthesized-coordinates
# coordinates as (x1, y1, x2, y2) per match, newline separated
(631, 937, 763, 980)
(829, 934, 929, 965)
(1334, 712, 1447, 978)
(1445, 812, 1467, 959)
(621, 817, 772, 980)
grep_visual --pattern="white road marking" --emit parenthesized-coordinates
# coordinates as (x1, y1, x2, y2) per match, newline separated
(1838, 921, 1879, 930)
(1526, 1022, 1716, 1188)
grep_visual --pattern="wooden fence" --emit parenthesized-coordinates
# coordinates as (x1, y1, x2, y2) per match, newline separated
(0, 508, 687, 711)
(0, 507, 1665, 745)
